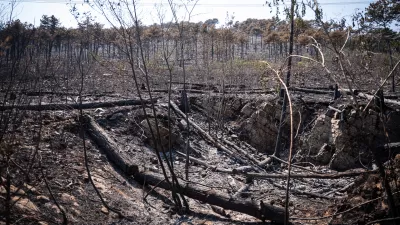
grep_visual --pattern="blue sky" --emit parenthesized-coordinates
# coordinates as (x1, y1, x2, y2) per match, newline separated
(6, 0, 376, 28)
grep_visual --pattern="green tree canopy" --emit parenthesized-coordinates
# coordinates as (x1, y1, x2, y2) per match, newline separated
(364, 0, 400, 29)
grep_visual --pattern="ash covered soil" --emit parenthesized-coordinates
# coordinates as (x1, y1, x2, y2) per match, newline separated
(1, 84, 400, 225)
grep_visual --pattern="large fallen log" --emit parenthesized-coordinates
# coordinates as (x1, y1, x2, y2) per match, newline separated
(358, 92, 400, 107)
(290, 87, 333, 95)
(0, 99, 156, 111)
(83, 115, 139, 175)
(152, 88, 274, 95)
(83, 115, 285, 222)
(134, 171, 285, 223)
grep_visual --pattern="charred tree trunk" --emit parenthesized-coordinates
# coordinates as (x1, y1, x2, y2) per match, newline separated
(0, 99, 157, 111)
(135, 171, 285, 222)
(83, 114, 285, 223)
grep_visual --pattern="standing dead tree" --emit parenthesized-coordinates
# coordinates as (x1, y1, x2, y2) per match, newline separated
(86, 0, 189, 211)
(166, 0, 199, 184)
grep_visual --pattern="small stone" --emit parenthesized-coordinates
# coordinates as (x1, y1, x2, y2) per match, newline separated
(45, 203, 61, 214)
(179, 119, 187, 129)
(94, 108, 105, 116)
(297, 185, 306, 191)
(61, 193, 76, 203)
(101, 206, 109, 214)
(71, 208, 81, 216)
(36, 195, 50, 203)
(24, 184, 39, 195)
(0, 185, 26, 195)
(94, 182, 107, 191)
(38, 222, 48, 225)
(12, 197, 39, 212)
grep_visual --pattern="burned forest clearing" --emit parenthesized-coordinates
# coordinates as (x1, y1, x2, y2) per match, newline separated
(1, 0, 400, 224)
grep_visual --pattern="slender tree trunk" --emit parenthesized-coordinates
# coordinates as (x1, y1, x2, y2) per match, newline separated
(274, 0, 295, 159)
(387, 40, 395, 92)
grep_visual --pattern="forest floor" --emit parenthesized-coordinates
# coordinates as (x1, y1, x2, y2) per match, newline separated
(1, 79, 400, 225)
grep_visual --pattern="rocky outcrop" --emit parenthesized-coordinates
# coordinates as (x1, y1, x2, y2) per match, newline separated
(195, 96, 244, 119)
(238, 95, 305, 154)
(300, 107, 391, 170)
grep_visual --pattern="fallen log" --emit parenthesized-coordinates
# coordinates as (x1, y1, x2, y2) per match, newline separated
(241, 169, 377, 180)
(83, 121, 285, 222)
(358, 92, 400, 107)
(152, 88, 274, 95)
(242, 142, 258, 154)
(290, 87, 333, 95)
(133, 171, 285, 223)
(0, 99, 156, 111)
(232, 182, 252, 199)
(176, 151, 369, 180)
(83, 115, 139, 175)
(170, 101, 247, 165)
(22, 91, 80, 96)
(258, 157, 273, 167)
(270, 182, 333, 200)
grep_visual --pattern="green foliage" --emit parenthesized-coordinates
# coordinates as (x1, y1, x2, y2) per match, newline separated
(265, 0, 323, 21)
(364, 0, 400, 28)
(40, 15, 60, 34)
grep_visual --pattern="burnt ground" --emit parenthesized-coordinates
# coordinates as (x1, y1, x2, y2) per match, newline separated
(1, 82, 400, 225)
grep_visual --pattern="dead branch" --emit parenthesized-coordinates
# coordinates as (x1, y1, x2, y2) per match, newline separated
(82, 117, 285, 222)
(258, 157, 273, 167)
(358, 92, 400, 107)
(0, 99, 157, 111)
(363, 59, 400, 112)
(232, 182, 252, 199)
(291, 191, 400, 221)
(170, 101, 248, 165)
(365, 217, 400, 225)
(175, 151, 233, 173)
(83, 115, 139, 175)
(241, 169, 376, 180)
(220, 138, 262, 166)
(177, 151, 372, 180)
(270, 182, 333, 200)
(133, 171, 285, 223)
(269, 155, 324, 174)
(290, 87, 332, 94)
